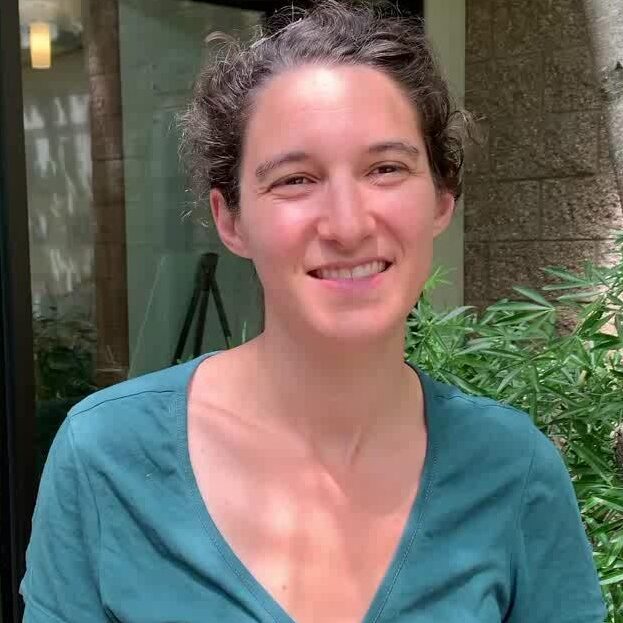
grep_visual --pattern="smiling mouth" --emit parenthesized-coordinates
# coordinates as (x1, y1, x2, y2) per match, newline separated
(309, 260, 392, 280)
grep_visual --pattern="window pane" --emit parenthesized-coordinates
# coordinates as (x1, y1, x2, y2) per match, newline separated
(19, 0, 264, 473)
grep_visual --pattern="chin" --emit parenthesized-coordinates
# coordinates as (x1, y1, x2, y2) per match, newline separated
(266, 289, 414, 345)
(305, 309, 404, 344)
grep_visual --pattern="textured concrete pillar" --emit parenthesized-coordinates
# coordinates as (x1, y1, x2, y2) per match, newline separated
(582, 1, 623, 203)
(464, 0, 623, 308)
(86, 0, 129, 386)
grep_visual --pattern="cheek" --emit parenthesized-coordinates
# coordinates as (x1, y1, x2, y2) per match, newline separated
(388, 186, 438, 243)
(243, 206, 309, 270)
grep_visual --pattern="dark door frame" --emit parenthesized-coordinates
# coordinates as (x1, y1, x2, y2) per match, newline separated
(195, 0, 424, 18)
(0, 0, 37, 621)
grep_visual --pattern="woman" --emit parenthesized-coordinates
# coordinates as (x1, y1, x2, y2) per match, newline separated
(21, 1, 605, 621)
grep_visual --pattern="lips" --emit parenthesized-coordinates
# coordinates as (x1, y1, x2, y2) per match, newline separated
(311, 260, 391, 280)
(308, 258, 393, 280)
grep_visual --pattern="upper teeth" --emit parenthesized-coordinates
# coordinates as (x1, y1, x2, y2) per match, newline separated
(317, 260, 387, 280)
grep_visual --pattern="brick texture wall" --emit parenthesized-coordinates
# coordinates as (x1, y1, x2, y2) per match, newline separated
(464, 0, 623, 307)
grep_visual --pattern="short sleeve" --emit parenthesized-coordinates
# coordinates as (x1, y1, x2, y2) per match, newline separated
(20, 416, 108, 622)
(506, 429, 606, 622)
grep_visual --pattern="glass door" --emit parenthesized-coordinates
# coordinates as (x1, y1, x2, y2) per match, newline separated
(1, 1, 279, 619)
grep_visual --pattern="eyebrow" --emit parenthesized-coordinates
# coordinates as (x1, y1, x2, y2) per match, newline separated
(254, 140, 421, 182)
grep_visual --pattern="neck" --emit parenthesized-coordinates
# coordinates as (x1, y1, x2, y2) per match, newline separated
(244, 320, 421, 472)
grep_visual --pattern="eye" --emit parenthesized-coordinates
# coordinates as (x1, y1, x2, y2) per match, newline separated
(273, 175, 312, 188)
(370, 163, 409, 176)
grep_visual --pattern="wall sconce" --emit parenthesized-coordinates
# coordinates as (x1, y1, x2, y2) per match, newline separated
(19, 0, 83, 70)
(29, 22, 52, 69)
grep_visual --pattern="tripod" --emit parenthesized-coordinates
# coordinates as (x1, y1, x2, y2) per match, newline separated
(172, 252, 231, 365)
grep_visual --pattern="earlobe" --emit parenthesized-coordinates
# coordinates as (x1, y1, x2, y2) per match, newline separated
(433, 191, 455, 237)
(209, 189, 252, 259)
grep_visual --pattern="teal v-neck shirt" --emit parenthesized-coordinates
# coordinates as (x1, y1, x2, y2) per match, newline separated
(21, 352, 605, 622)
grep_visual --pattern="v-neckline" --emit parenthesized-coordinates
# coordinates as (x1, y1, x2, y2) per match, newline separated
(177, 351, 438, 623)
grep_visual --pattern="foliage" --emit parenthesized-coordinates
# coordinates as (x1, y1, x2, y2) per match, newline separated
(405, 235, 623, 621)
(32, 308, 97, 401)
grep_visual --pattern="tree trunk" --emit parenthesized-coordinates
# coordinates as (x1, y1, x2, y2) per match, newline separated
(582, 1, 623, 202)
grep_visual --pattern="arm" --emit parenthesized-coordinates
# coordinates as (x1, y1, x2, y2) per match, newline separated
(20, 416, 109, 622)
(505, 429, 606, 622)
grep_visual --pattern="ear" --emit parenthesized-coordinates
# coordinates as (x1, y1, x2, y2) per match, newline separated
(209, 188, 252, 259)
(433, 191, 455, 238)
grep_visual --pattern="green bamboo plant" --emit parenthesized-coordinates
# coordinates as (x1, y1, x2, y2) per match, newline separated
(405, 235, 623, 621)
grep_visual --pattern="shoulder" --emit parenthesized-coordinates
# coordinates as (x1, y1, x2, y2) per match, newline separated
(420, 370, 540, 441)
(417, 368, 561, 478)
(61, 356, 206, 460)
(68, 359, 190, 423)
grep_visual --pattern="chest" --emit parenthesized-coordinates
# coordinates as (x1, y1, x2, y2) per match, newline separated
(188, 411, 424, 623)
(98, 400, 516, 623)
(211, 489, 414, 623)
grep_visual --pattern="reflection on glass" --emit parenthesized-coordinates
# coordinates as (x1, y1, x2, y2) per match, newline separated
(20, 0, 266, 472)
(29, 22, 52, 69)
(21, 0, 93, 473)
(119, 1, 263, 378)
(19, 0, 84, 70)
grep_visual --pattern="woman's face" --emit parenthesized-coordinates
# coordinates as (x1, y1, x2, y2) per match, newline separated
(210, 64, 454, 342)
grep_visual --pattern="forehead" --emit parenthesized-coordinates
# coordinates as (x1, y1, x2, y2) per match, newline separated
(243, 64, 422, 157)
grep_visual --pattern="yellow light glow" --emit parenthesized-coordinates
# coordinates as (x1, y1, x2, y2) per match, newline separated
(30, 22, 51, 70)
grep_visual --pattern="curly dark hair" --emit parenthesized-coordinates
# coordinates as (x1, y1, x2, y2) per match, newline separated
(179, 0, 468, 217)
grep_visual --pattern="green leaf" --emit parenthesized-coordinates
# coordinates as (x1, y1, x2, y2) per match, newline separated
(570, 441, 613, 484)
(487, 301, 553, 312)
(497, 365, 524, 393)
(454, 339, 495, 356)
(512, 286, 554, 307)
(542, 266, 590, 284)
(591, 334, 623, 351)
(437, 306, 475, 324)
(601, 570, 623, 587)
(557, 289, 606, 302)
(590, 496, 623, 515)
(442, 371, 485, 396)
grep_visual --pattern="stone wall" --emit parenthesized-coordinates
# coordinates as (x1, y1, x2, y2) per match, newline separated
(464, 0, 623, 307)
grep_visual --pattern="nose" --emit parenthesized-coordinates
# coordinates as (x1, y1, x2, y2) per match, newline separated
(316, 176, 375, 249)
